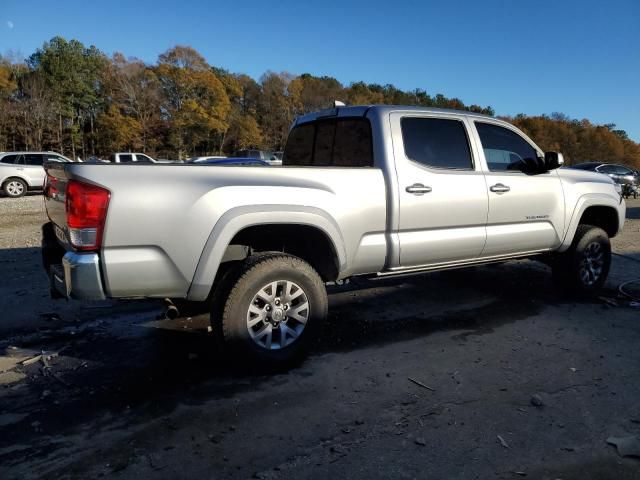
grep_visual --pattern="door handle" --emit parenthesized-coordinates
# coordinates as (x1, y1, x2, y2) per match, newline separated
(405, 183, 432, 195)
(490, 183, 510, 193)
(16, 168, 24, 171)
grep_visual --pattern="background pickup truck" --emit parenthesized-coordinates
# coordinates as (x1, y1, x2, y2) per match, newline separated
(108, 152, 157, 163)
(42, 105, 626, 368)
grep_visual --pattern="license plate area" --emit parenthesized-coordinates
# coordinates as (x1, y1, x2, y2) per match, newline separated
(55, 225, 66, 244)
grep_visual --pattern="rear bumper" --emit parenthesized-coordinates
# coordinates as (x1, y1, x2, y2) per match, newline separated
(42, 221, 106, 300)
(51, 252, 106, 300)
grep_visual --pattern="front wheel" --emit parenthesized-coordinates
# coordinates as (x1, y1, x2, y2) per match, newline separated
(3, 178, 27, 197)
(552, 225, 611, 295)
(212, 253, 328, 370)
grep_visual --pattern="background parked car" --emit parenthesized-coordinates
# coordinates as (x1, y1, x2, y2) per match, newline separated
(190, 157, 269, 166)
(187, 156, 228, 163)
(569, 162, 639, 185)
(232, 149, 282, 166)
(0, 151, 72, 197)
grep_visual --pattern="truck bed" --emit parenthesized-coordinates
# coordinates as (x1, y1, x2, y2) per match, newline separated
(44, 163, 388, 299)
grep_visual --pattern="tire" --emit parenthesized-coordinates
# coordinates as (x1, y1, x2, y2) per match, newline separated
(552, 224, 611, 295)
(211, 253, 327, 370)
(2, 178, 27, 198)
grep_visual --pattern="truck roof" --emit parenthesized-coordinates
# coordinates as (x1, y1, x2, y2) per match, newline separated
(294, 104, 495, 126)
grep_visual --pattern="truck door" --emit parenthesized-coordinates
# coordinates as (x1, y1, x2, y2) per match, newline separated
(390, 112, 489, 268)
(471, 121, 565, 256)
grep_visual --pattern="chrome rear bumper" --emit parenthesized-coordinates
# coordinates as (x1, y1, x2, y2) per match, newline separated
(51, 252, 106, 300)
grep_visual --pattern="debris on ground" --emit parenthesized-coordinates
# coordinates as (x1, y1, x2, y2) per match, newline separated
(497, 435, 510, 449)
(408, 377, 435, 391)
(39, 312, 62, 322)
(607, 436, 640, 458)
(530, 394, 544, 407)
(415, 437, 427, 446)
(21, 355, 43, 366)
(598, 296, 619, 307)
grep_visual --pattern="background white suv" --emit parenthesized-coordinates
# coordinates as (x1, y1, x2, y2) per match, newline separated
(0, 152, 72, 197)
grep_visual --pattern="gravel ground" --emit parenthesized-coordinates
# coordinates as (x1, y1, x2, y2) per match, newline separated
(0, 195, 639, 479)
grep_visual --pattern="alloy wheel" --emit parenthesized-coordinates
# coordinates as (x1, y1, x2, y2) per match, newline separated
(6, 181, 24, 196)
(246, 280, 310, 350)
(579, 242, 604, 286)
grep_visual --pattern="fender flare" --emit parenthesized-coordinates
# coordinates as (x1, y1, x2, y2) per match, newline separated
(558, 193, 623, 252)
(187, 205, 347, 301)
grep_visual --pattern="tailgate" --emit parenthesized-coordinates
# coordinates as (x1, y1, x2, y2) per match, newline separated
(44, 162, 70, 236)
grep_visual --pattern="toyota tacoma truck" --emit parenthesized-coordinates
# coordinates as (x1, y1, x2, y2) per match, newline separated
(42, 105, 626, 367)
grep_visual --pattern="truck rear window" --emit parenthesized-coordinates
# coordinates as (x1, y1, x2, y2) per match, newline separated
(283, 118, 373, 167)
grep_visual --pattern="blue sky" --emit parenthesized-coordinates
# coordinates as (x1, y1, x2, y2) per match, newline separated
(1, 0, 639, 141)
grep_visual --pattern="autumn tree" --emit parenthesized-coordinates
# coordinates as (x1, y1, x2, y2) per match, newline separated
(224, 113, 263, 151)
(95, 104, 142, 153)
(0, 36, 636, 166)
(345, 82, 384, 105)
(101, 54, 164, 153)
(155, 46, 230, 158)
(257, 72, 294, 150)
(509, 114, 640, 168)
(28, 36, 107, 159)
(15, 71, 56, 150)
(0, 56, 18, 150)
(288, 74, 343, 115)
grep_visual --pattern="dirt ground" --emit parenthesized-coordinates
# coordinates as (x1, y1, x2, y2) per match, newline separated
(0, 195, 639, 479)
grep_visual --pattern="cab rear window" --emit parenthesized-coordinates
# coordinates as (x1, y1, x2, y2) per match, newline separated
(283, 118, 373, 167)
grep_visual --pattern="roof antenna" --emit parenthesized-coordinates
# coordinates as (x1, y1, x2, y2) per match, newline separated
(333, 100, 346, 107)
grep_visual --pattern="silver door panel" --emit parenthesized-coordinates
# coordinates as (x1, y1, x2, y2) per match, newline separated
(400, 226, 486, 265)
(389, 112, 489, 267)
(483, 222, 559, 256)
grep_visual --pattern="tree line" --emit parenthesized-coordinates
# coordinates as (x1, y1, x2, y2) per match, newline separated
(0, 36, 638, 167)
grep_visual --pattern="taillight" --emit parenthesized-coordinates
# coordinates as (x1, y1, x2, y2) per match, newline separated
(44, 174, 58, 198)
(65, 180, 110, 251)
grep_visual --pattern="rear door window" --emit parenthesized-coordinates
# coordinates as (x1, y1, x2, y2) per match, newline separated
(119, 154, 134, 163)
(283, 117, 373, 167)
(24, 154, 44, 166)
(401, 117, 473, 170)
(0, 154, 19, 164)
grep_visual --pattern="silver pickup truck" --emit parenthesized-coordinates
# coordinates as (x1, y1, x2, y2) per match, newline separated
(42, 105, 625, 367)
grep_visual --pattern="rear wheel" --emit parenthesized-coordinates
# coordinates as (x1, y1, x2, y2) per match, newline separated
(211, 253, 327, 370)
(552, 225, 611, 295)
(3, 178, 27, 197)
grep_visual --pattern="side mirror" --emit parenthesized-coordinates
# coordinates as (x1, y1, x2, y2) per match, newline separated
(544, 152, 564, 170)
